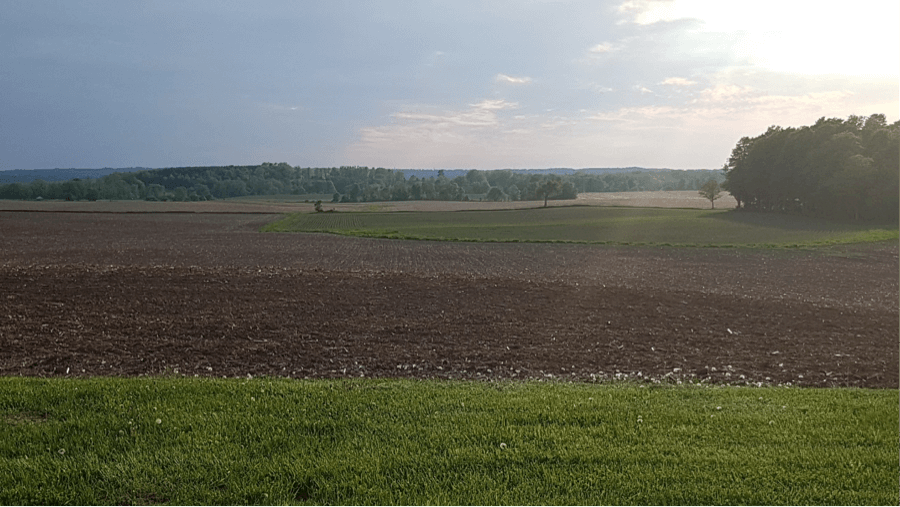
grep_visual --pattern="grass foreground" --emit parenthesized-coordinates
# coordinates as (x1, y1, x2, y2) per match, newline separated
(1, 377, 897, 505)
(261, 206, 898, 247)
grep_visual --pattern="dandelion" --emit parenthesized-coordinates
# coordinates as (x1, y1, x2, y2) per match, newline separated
(500, 443, 507, 449)
(156, 418, 162, 425)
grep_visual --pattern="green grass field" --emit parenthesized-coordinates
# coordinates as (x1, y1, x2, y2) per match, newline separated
(1, 377, 896, 505)
(262, 206, 898, 247)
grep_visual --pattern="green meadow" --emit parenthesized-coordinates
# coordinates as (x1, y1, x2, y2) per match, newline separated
(1, 377, 896, 505)
(262, 206, 898, 247)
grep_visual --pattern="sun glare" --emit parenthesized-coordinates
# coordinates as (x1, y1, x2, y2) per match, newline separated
(625, 0, 899, 77)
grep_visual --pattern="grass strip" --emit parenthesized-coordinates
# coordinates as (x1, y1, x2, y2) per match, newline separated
(1, 377, 896, 505)
(261, 207, 898, 248)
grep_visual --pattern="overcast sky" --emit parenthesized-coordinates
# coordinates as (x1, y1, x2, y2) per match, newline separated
(2, 1, 897, 170)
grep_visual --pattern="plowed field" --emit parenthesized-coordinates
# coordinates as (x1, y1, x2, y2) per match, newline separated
(1, 209, 896, 387)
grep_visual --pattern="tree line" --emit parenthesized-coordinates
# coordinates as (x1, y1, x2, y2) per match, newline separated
(0, 164, 723, 203)
(722, 114, 898, 222)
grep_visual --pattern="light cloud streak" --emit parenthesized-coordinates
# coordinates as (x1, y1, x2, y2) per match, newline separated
(659, 77, 696, 86)
(496, 74, 533, 84)
(588, 42, 618, 54)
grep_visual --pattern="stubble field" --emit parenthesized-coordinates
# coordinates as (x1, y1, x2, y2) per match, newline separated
(1, 199, 896, 388)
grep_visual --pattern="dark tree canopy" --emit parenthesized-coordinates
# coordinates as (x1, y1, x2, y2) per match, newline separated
(722, 115, 898, 222)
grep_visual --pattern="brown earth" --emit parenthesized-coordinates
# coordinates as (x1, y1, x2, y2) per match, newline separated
(0, 209, 896, 388)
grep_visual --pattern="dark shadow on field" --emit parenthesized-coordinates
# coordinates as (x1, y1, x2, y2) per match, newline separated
(700, 210, 872, 231)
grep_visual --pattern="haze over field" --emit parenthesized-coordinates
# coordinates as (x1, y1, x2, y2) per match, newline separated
(1, 0, 896, 170)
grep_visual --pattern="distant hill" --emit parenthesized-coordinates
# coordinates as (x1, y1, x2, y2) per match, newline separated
(398, 167, 699, 180)
(0, 168, 147, 184)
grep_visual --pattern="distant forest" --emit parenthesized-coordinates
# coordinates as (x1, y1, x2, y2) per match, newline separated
(723, 114, 899, 222)
(0, 166, 723, 204)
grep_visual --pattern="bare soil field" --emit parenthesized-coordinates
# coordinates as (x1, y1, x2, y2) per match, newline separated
(0, 208, 896, 387)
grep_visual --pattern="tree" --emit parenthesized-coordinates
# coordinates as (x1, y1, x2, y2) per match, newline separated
(173, 186, 189, 201)
(537, 178, 562, 207)
(721, 115, 898, 221)
(699, 179, 723, 209)
(485, 187, 506, 201)
(506, 184, 520, 201)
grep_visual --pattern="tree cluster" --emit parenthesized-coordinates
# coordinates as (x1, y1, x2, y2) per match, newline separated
(723, 115, 899, 222)
(0, 163, 724, 204)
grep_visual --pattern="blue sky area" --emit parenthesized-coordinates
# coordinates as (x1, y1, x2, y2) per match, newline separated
(2, 0, 897, 170)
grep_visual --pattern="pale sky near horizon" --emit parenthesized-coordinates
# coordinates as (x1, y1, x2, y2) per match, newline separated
(2, 0, 897, 170)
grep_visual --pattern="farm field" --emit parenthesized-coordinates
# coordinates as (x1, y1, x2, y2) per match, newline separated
(0, 199, 897, 503)
(264, 206, 897, 247)
(0, 189, 735, 214)
(1, 205, 896, 385)
(1, 378, 896, 505)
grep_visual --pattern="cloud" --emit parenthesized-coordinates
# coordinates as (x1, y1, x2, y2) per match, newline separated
(659, 77, 696, 86)
(382, 100, 517, 131)
(471, 99, 518, 110)
(588, 42, 617, 54)
(346, 99, 520, 156)
(616, 0, 683, 25)
(341, 70, 893, 170)
(615, 1, 899, 77)
(258, 102, 304, 113)
(495, 74, 533, 84)
(343, 97, 575, 168)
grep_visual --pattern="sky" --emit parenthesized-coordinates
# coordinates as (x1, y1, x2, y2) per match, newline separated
(1, 1, 897, 171)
